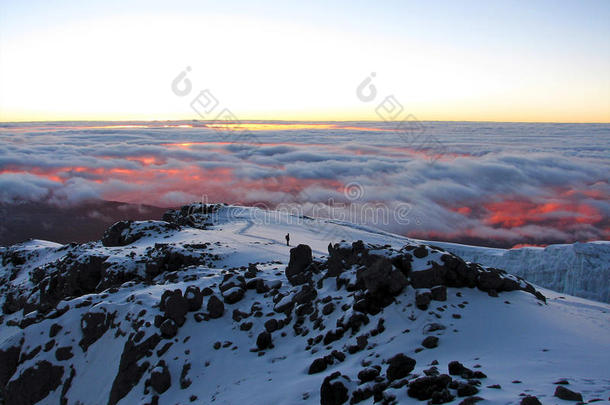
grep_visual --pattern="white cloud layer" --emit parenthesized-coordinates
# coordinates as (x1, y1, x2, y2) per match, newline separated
(0, 121, 608, 246)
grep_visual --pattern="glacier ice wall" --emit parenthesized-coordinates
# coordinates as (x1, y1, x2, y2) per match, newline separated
(433, 241, 610, 303)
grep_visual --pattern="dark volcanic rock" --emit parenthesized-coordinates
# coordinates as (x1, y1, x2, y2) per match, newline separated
(4, 360, 64, 405)
(448, 361, 469, 376)
(386, 353, 416, 381)
(207, 295, 225, 318)
(102, 220, 178, 247)
(554, 386, 583, 401)
(351, 387, 374, 404)
(339, 312, 370, 334)
(308, 358, 328, 374)
(407, 374, 452, 401)
(55, 346, 74, 361)
(162, 203, 219, 228)
(150, 361, 171, 394)
(285, 244, 313, 285)
(521, 396, 542, 405)
(456, 382, 479, 397)
(29, 254, 109, 314)
(101, 221, 135, 246)
(477, 270, 504, 292)
(411, 263, 447, 289)
(320, 372, 349, 405)
(80, 311, 114, 351)
(159, 319, 178, 338)
(413, 246, 428, 258)
(256, 331, 272, 350)
(180, 362, 192, 389)
(184, 286, 203, 311)
(357, 368, 380, 383)
(407, 251, 546, 301)
(430, 388, 455, 404)
(0, 345, 20, 392)
(108, 333, 161, 405)
(49, 323, 63, 338)
(264, 319, 279, 333)
(459, 396, 484, 405)
(356, 256, 408, 298)
(160, 290, 189, 326)
(322, 302, 335, 315)
(222, 287, 245, 304)
(431, 285, 447, 301)
(422, 336, 439, 349)
(415, 290, 432, 310)
(294, 284, 318, 305)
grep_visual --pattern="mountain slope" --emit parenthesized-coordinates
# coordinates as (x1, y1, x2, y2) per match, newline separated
(0, 204, 608, 405)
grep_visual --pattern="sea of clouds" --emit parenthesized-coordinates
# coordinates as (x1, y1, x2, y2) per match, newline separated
(0, 121, 608, 247)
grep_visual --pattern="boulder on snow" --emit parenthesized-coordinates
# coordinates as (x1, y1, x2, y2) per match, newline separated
(415, 290, 432, 310)
(554, 386, 583, 401)
(285, 244, 313, 285)
(477, 270, 505, 292)
(294, 284, 317, 305)
(308, 358, 328, 374)
(459, 396, 484, 405)
(320, 372, 350, 405)
(264, 319, 279, 333)
(159, 319, 178, 338)
(222, 287, 245, 304)
(357, 367, 380, 383)
(207, 295, 225, 318)
(356, 256, 408, 298)
(407, 374, 453, 401)
(160, 289, 189, 326)
(386, 353, 416, 381)
(422, 336, 439, 349)
(447, 361, 485, 379)
(431, 285, 447, 301)
(413, 245, 429, 258)
(256, 331, 272, 350)
(184, 286, 203, 311)
(456, 382, 479, 397)
(410, 263, 447, 289)
(521, 396, 542, 405)
(150, 361, 171, 394)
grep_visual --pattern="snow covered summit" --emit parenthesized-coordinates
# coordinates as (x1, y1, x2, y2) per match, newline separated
(0, 204, 608, 405)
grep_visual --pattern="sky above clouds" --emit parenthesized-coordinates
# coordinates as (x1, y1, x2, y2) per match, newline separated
(1, 121, 608, 247)
(0, 0, 609, 122)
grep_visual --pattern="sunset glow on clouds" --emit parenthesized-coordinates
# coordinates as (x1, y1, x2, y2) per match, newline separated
(1, 121, 608, 247)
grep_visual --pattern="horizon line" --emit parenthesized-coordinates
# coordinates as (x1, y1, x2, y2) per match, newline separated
(2, 118, 609, 125)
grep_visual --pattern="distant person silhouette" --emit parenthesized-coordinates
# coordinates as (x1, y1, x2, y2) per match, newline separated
(285, 233, 290, 246)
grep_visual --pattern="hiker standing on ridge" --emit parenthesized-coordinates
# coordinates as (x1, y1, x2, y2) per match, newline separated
(285, 233, 290, 246)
